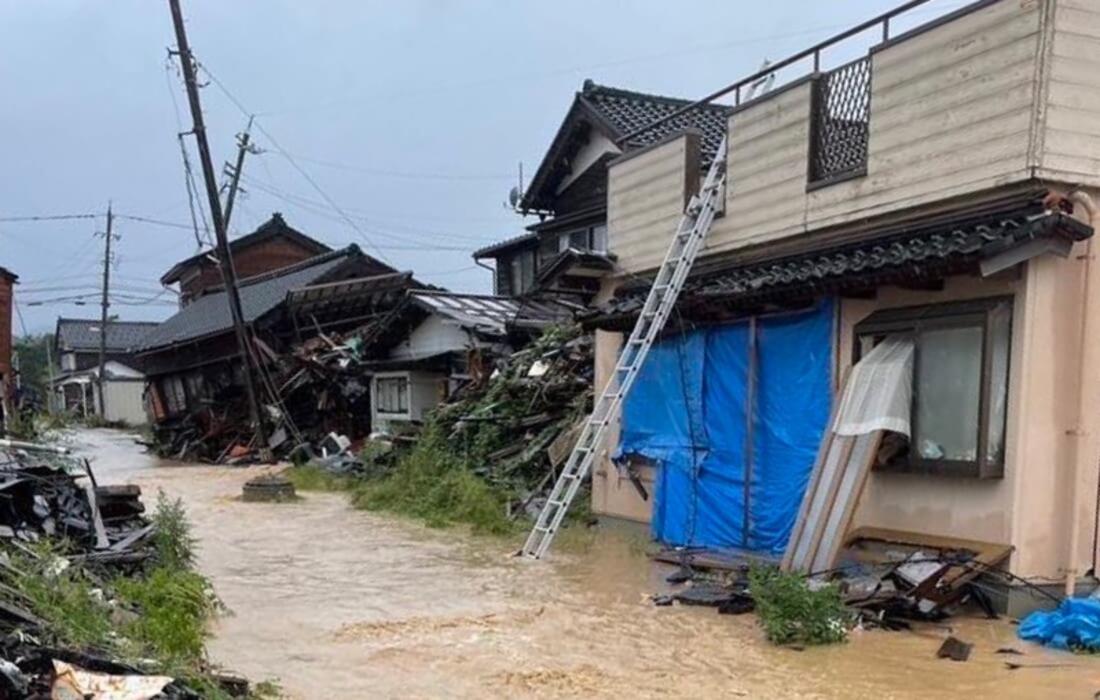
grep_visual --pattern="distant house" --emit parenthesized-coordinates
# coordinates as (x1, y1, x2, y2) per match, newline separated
(137, 242, 402, 426)
(160, 213, 332, 307)
(473, 80, 729, 302)
(362, 290, 571, 433)
(52, 318, 159, 424)
(0, 266, 16, 427)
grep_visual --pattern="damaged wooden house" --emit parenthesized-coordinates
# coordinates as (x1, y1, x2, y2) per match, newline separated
(563, 0, 1100, 614)
(137, 216, 406, 459)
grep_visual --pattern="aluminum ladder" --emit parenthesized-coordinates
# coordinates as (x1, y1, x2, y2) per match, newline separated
(521, 136, 728, 559)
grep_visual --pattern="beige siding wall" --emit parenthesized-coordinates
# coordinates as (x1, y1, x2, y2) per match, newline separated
(606, 135, 693, 274)
(707, 0, 1043, 257)
(1036, 0, 1100, 184)
(606, 0, 1046, 276)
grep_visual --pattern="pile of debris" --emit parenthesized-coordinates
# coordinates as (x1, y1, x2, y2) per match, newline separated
(0, 440, 209, 697)
(152, 327, 380, 464)
(430, 324, 594, 509)
(0, 440, 152, 566)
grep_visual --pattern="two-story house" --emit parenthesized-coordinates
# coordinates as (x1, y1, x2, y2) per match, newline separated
(52, 318, 159, 424)
(474, 80, 729, 303)
(160, 212, 331, 307)
(585, 0, 1100, 613)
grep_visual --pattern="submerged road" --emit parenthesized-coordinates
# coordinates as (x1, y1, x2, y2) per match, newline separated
(71, 428, 1099, 699)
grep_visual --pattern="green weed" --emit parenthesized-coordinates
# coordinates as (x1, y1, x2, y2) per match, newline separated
(351, 425, 518, 536)
(748, 566, 851, 646)
(285, 464, 355, 492)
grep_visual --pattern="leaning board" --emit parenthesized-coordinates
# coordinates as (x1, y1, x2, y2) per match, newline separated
(783, 429, 883, 574)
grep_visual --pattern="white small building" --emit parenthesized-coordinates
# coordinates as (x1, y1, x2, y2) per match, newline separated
(52, 318, 158, 425)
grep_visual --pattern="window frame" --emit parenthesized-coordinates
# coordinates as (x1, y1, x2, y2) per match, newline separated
(375, 374, 410, 416)
(854, 297, 1012, 479)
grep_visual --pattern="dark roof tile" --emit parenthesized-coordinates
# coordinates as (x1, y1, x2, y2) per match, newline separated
(56, 319, 160, 353)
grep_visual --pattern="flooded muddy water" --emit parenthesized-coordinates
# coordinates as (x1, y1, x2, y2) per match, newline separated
(72, 428, 1100, 698)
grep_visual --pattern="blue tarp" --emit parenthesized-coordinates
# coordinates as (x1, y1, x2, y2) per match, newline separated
(1019, 598, 1100, 651)
(619, 301, 833, 554)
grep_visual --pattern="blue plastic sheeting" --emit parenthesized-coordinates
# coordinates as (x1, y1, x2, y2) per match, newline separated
(1019, 598, 1100, 651)
(618, 301, 833, 554)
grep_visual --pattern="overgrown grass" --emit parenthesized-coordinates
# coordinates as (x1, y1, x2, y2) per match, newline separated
(285, 464, 357, 492)
(1, 492, 254, 697)
(351, 426, 519, 536)
(749, 566, 851, 646)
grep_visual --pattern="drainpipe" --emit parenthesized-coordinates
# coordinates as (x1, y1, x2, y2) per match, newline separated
(1066, 190, 1097, 597)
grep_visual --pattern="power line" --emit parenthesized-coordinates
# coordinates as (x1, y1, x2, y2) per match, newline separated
(196, 61, 395, 263)
(282, 153, 513, 182)
(239, 175, 496, 246)
(0, 214, 98, 223)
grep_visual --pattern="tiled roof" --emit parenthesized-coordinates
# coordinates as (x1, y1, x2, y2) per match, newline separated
(408, 290, 572, 336)
(56, 319, 160, 353)
(579, 81, 729, 160)
(160, 213, 332, 285)
(0, 266, 17, 281)
(138, 246, 357, 353)
(591, 208, 1093, 327)
(472, 232, 537, 259)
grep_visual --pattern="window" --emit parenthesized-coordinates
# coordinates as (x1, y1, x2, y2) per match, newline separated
(161, 376, 187, 416)
(376, 376, 409, 414)
(590, 224, 608, 253)
(510, 250, 536, 295)
(808, 57, 870, 188)
(855, 298, 1012, 478)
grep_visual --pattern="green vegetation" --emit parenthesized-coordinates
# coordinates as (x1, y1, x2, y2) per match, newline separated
(2, 492, 260, 697)
(285, 463, 357, 492)
(350, 425, 518, 536)
(748, 567, 851, 646)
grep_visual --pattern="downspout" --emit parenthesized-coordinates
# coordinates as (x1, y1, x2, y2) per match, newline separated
(1066, 190, 1097, 597)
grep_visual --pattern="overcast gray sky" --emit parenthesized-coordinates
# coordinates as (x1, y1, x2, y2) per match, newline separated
(0, 0, 972, 333)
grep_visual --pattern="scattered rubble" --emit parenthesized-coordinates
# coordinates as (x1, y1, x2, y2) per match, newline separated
(0, 439, 246, 697)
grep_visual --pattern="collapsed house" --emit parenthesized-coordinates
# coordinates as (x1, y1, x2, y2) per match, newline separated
(557, 0, 1100, 615)
(51, 318, 159, 424)
(356, 290, 573, 433)
(137, 238, 403, 460)
(138, 212, 572, 461)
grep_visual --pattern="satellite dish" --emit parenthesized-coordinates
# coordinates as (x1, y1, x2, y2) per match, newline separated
(508, 186, 521, 209)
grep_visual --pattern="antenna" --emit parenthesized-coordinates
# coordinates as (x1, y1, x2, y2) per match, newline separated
(743, 59, 776, 102)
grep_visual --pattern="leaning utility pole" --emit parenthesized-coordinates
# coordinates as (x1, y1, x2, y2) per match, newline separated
(96, 204, 115, 418)
(223, 116, 255, 232)
(167, 0, 269, 456)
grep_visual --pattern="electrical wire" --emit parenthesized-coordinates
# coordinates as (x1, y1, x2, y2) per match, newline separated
(164, 58, 213, 250)
(0, 214, 98, 223)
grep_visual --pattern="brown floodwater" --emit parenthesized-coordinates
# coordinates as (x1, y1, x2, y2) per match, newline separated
(68, 428, 1100, 699)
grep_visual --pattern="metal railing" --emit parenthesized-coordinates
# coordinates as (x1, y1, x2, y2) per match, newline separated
(615, 0, 982, 146)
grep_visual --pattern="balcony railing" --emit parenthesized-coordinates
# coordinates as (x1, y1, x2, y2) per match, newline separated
(614, 0, 979, 146)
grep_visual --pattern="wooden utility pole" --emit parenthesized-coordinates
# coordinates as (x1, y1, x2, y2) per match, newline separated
(96, 204, 114, 418)
(223, 116, 254, 232)
(167, 0, 269, 456)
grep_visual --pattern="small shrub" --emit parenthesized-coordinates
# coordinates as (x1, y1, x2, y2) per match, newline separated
(152, 491, 196, 571)
(115, 566, 214, 664)
(749, 566, 850, 646)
